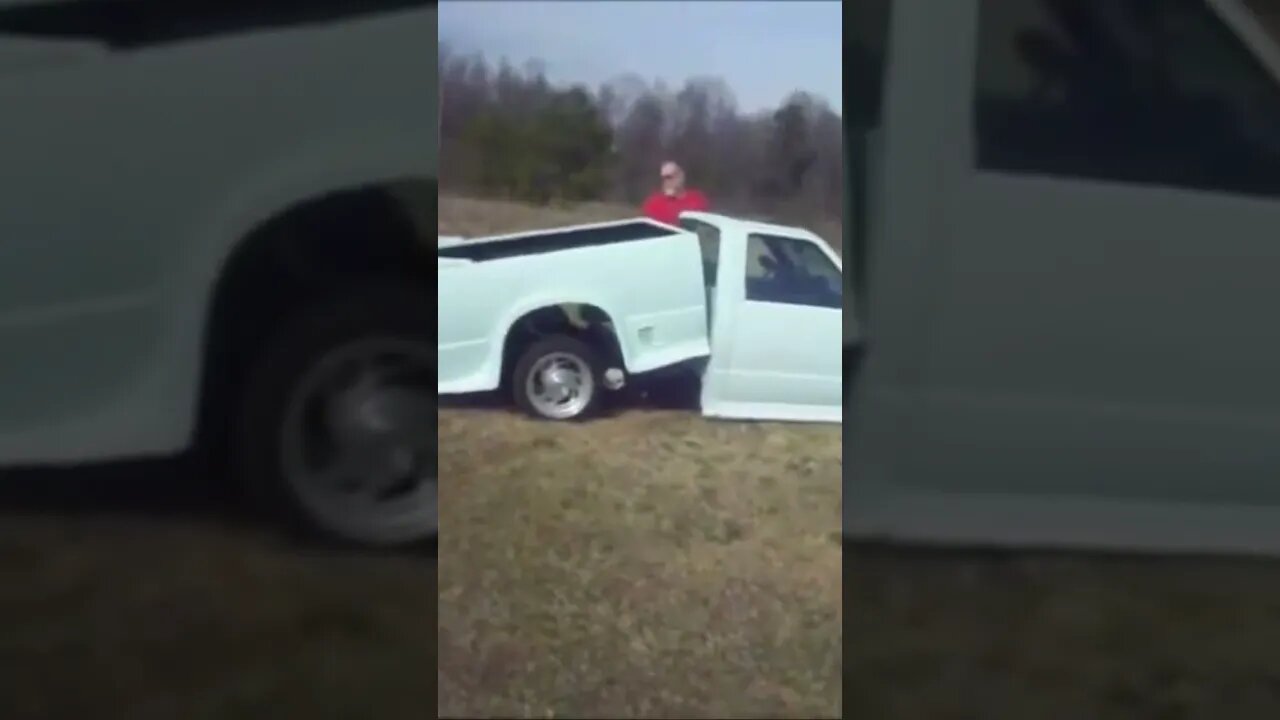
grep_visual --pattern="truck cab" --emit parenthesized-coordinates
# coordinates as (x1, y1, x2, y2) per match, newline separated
(683, 212, 844, 423)
(846, 0, 1280, 555)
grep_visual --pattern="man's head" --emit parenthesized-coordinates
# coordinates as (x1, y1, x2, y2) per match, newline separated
(660, 161, 686, 197)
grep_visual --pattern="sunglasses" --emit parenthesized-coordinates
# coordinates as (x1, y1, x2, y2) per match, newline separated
(661, 173, 678, 180)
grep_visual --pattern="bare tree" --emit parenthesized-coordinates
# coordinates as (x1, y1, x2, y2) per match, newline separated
(436, 48, 844, 227)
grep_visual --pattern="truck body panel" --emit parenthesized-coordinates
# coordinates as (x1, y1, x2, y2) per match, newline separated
(0, 2, 434, 465)
(846, 0, 1280, 555)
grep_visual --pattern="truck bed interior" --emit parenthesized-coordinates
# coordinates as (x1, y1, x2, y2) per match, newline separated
(437, 220, 679, 262)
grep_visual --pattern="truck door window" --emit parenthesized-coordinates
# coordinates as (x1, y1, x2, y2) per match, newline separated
(974, 0, 1280, 199)
(679, 218, 722, 290)
(679, 218, 721, 326)
(745, 234, 842, 310)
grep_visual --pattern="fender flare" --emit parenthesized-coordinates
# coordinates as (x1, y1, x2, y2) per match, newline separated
(483, 294, 632, 388)
(160, 135, 432, 446)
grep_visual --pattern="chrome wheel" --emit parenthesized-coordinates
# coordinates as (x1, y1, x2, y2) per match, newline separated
(280, 338, 435, 543)
(524, 351, 594, 419)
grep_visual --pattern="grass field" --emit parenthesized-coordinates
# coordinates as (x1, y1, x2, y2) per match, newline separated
(2, 194, 1277, 719)
(438, 196, 1280, 720)
(0, 462, 435, 720)
(437, 196, 843, 717)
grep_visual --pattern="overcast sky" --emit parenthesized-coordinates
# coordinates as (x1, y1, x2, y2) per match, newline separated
(438, 0, 842, 114)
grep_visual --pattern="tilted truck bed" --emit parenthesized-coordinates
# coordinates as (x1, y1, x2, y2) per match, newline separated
(438, 220, 684, 261)
(437, 218, 712, 395)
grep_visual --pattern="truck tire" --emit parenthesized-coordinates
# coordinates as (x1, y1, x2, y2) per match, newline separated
(512, 335, 604, 421)
(234, 282, 436, 548)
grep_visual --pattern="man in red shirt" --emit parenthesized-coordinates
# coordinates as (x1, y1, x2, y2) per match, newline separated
(641, 161, 710, 226)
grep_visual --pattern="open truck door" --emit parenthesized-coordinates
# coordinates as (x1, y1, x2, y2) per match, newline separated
(690, 213, 844, 423)
(846, 0, 1280, 556)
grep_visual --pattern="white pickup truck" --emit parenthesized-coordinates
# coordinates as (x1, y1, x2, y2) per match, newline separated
(0, 1, 435, 548)
(439, 212, 845, 423)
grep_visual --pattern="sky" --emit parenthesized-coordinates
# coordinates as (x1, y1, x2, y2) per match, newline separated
(438, 1, 843, 114)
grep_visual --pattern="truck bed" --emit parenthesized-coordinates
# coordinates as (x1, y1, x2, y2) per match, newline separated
(438, 219, 711, 395)
(437, 219, 679, 262)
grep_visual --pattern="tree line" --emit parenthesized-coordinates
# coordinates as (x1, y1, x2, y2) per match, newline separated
(439, 46, 845, 224)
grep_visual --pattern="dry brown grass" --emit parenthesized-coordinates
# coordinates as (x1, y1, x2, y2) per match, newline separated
(437, 196, 842, 717)
(437, 196, 1280, 719)
(849, 547, 1280, 719)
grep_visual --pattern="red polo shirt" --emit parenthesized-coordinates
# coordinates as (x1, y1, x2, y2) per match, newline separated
(641, 189, 710, 226)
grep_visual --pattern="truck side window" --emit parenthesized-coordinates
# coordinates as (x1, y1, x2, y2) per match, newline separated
(974, 0, 1280, 199)
(679, 218, 721, 289)
(745, 234, 842, 310)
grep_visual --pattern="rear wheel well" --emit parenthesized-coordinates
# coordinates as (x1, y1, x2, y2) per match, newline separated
(194, 180, 431, 465)
(499, 303, 624, 386)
